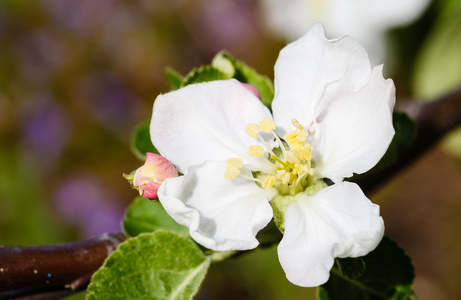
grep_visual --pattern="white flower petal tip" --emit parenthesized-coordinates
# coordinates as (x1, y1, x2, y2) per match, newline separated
(277, 182, 384, 287)
(272, 22, 373, 138)
(150, 79, 273, 174)
(158, 161, 276, 251)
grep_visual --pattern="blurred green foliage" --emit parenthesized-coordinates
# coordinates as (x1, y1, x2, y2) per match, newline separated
(0, 148, 67, 245)
(413, 0, 461, 100)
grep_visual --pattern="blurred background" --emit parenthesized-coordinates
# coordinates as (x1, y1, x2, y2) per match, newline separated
(1, 0, 460, 299)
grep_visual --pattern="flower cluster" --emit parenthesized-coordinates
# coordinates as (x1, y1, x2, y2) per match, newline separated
(149, 24, 395, 287)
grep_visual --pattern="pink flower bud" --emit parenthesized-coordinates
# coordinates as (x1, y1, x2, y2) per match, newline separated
(242, 83, 261, 100)
(132, 153, 178, 199)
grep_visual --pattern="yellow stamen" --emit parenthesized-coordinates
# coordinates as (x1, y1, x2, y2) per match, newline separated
(284, 151, 300, 164)
(224, 167, 241, 179)
(226, 158, 243, 168)
(297, 145, 312, 161)
(284, 130, 299, 141)
(248, 145, 264, 157)
(225, 118, 316, 196)
(276, 170, 287, 179)
(259, 118, 276, 133)
(291, 119, 304, 130)
(271, 155, 288, 167)
(282, 172, 291, 185)
(245, 123, 261, 138)
(296, 130, 308, 142)
(262, 175, 276, 189)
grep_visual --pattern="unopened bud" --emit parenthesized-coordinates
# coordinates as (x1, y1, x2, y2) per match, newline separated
(126, 153, 178, 199)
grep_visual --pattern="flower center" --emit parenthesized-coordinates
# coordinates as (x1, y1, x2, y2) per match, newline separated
(225, 118, 316, 196)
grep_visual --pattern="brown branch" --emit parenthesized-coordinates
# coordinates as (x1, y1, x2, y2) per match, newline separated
(0, 233, 126, 299)
(357, 87, 461, 194)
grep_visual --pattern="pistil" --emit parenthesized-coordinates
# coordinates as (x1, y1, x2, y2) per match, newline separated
(224, 118, 316, 195)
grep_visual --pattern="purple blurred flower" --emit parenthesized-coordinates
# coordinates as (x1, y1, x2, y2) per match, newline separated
(17, 31, 66, 84)
(53, 175, 125, 237)
(21, 96, 70, 165)
(46, 0, 121, 36)
(75, 72, 142, 137)
(186, 0, 258, 54)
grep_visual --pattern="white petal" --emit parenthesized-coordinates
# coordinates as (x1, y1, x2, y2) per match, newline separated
(310, 65, 395, 182)
(158, 160, 276, 251)
(277, 182, 384, 287)
(150, 79, 273, 173)
(272, 23, 372, 137)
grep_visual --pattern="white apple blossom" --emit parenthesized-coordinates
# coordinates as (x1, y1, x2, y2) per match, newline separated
(259, 0, 430, 64)
(150, 24, 395, 287)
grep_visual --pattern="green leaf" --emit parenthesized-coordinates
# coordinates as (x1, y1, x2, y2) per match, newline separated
(86, 231, 210, 300)
(215, 52, 275, 108)
(318, 236, 415, 300)
(181, 65, 229, 87)
(335, 257, 366, 280)
(130, 121, 159, 160)
(164, 52, 274, 109)
(164, 67, 184, 90)
(123, 197, 189, 238)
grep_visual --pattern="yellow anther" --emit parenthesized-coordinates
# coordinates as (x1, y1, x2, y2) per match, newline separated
(292, 164, 301, 175)
(248, 145, 264, 157)
(262, 175, 276, 189)
(296, 130, 308, 142)
(227, 116, 316, 194)
(259, 118, 276, 133)
(245, 123, 261, 138)
(226, 158, 243, 168)
(276, 170, 287, 180)
(290, 143, 303, 152)
(291, 119, 304, 130)
(284, 130, 299, 141)
(224, 167, 241, 180)
(300, 164, 310, 174)
(281, 172, 291, 185)
(297, 144, 312, 161)
(284, 151, 300, 164)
